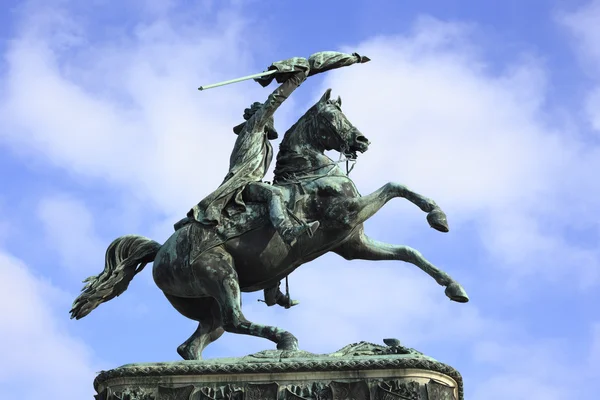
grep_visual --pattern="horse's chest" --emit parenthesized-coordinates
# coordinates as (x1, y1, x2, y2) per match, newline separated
(304, 180, 359, 227)
(312, 179, 358, 198)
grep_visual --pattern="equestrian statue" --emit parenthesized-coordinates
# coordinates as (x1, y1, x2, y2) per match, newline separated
(70, 51, 469, 361)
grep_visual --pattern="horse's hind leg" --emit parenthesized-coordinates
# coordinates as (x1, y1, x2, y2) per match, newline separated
(195, 247, 299, 350)
(164, 294, 224, 360)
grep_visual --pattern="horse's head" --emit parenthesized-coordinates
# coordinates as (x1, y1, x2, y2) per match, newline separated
(312, 88, 370, 158)
(275, 88, 371, 180)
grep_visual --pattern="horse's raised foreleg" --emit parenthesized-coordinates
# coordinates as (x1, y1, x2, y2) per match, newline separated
(333, 230, 468, 302)
(193, 247, 300, 350)
(345, 182, 449, 232)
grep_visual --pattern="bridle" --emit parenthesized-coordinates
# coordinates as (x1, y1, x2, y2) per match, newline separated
(318, 109, 358, 175)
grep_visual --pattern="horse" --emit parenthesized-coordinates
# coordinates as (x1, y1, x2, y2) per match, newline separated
(70, 88, 469, 360)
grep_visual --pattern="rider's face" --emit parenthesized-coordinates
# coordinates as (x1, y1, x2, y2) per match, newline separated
(266, 124, 278, 140)
(265, 117, 278, 140)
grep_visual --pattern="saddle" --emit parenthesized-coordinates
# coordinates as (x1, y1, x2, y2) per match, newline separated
(173, 184, 309, 260)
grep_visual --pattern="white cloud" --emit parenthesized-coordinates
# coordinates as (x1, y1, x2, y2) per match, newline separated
(586, 88, 600, 131)
(559, 0, 600, 133)
(559, 0, 600, 70)
(0, 251, 100, 400)
(472, 374, 567, 400)
(0, 1, 271, 215)
(589, 322, 600, 371)
(37, 195, 105, 274)
(469, 334, 596, 399)
(0, 199, 10, 247)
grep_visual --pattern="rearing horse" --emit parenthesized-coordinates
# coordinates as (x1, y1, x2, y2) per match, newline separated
(70, 88, 469, 361)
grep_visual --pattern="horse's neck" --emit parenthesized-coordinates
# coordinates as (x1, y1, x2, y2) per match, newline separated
(274, 145, 344, 182)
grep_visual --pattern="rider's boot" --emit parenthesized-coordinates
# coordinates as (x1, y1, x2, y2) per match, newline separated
(277, 293, 300, 309)
(263, 285, 300, 308)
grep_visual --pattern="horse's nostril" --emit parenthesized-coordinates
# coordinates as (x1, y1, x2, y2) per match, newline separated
(357, 136, 369, 143)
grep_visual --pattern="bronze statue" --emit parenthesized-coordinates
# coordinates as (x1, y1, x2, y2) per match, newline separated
(70, 51, 468, 362)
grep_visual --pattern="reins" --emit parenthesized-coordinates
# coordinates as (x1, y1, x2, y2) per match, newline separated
(276, 149, 357, 186)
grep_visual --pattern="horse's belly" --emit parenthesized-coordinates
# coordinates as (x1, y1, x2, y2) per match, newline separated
(226, 226, 345, 292)
(225, 226, 291, 290)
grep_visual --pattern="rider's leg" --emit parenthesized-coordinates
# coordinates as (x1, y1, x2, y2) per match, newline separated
(244, 182, 319, 246)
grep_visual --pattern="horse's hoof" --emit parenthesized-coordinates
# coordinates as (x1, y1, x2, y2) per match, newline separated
(277, 334, 299, 351)
(177, 344, 200, 360)
(427, 208, 449, 233)
(445, 282, 469, 303)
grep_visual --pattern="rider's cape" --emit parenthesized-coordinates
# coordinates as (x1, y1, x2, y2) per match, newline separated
(187, 116, 273, 226)
(181, 51, 361, 254)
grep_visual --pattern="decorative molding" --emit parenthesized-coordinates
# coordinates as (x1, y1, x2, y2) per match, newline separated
(426, 379, 456, 400)
(94, 342, 463, 400)
(95, 378, 458, 400)
(157, 385, 195, 400)
(330, 380, 370, 400)
(375, 380, 420, 400)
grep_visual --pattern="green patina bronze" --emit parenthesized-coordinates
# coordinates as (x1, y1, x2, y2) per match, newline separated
(70, 51, 469, 363)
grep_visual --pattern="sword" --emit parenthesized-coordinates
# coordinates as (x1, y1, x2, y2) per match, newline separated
(198, 69, 278, 91)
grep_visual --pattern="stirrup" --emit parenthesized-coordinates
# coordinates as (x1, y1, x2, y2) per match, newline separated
(305, 220, 320, 237)
(281, 220, 319, 246)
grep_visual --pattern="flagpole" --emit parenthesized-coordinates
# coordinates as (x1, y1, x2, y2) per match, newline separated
(198, 69, 278, 91)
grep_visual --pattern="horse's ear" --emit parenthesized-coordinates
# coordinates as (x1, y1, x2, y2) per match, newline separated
(319, 88, 332, 103)
(336, 96, 342, 107)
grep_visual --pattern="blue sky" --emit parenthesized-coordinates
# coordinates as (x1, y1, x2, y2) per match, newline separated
(1, 0, 599, 399)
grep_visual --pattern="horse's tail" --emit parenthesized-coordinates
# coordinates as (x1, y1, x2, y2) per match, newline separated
(70, 234, 162, 320)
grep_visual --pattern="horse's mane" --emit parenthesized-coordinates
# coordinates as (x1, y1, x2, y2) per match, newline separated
(273, 105, 322, 182)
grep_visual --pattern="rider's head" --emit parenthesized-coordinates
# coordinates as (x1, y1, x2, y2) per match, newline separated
(233, 102, 278, 140)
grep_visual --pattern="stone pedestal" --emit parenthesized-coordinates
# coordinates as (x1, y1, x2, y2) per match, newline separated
(94, 341, 463, 400)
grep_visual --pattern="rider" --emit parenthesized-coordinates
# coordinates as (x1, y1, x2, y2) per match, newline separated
(180, 52, 370, 307)
(186, 57, 319, 246)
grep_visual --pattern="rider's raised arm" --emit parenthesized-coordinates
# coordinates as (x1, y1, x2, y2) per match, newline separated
(249, 57, 310, 131)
